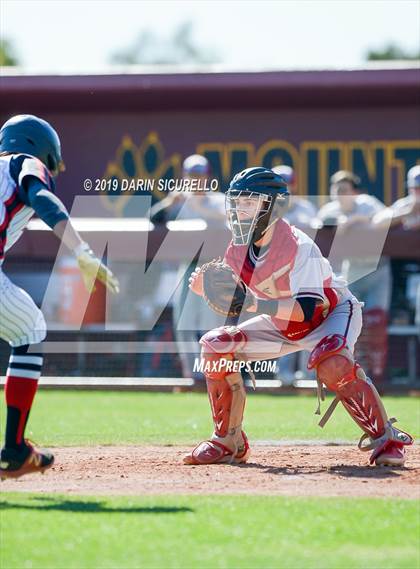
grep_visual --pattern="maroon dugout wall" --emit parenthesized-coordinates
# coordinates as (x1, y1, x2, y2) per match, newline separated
(1, 68, 419, 219)
(1, 68, 419, 382)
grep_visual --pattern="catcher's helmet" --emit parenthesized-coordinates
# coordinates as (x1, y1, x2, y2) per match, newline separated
(226, 167, 289, 245)
(0, 114, 65, 177)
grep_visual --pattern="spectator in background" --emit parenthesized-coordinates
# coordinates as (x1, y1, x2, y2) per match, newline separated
(272, 165, 317, 231)
(373, 165, 420, 328)
(317, 170, 392, 383)
(272, 165, 317, 384)
(150, 155, 225, 224)
(373, 164, 420, 231)
(151, 155, 226, 380)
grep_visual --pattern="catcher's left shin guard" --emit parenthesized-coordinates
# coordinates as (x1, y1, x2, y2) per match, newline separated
(183, 326, 250, 465)
(308, 335, 413, 465)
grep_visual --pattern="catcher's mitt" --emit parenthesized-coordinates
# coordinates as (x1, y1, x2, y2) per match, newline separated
(200, 259, 254, 317)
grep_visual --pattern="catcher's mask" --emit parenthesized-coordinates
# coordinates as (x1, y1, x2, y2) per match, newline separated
(226, 167, 289, 245)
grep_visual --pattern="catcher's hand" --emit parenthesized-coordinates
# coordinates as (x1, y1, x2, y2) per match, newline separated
(198, 258, 254, 317)
(74, 242, 120, 294)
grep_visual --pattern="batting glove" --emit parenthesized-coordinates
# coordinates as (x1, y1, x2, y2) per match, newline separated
(74, 242, 120, 294)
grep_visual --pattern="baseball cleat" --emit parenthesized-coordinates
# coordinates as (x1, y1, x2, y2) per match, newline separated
(183, 431, 250, 465)
(0, 440, 54, 480)
(359, 419, 413, 467)
(373, 440, 407, 467)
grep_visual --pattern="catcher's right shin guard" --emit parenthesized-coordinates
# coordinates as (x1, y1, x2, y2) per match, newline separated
(183, 326, 250, 465)
(308, 335, 413, 465)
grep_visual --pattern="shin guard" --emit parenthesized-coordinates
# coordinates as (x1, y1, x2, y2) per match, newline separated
(201, 326, 248, 452)
(309, 334, 413, 462)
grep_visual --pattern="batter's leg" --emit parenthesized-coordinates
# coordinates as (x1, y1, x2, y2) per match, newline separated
(0, 272, 54, 479)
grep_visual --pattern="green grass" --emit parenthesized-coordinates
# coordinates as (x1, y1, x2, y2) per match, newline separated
(1, 391, 418, 446)
(1, 493, 418, 569)
(0, 394, 419, 569)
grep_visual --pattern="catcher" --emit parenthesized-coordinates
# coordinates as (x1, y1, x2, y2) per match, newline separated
(184, 167, 413, 467)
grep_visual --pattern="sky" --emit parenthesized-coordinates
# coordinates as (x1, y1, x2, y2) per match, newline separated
(1, 0, 419, 73)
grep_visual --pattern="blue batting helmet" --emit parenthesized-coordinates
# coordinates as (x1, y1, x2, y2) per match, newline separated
(0, 114, 65, 177)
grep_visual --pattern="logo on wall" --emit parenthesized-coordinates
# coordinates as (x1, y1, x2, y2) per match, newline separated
(101, 132, 182, 215)
(102, 132, 420, 216)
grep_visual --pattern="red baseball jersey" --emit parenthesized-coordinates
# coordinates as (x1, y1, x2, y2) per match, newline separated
(224, 219, 343, 340)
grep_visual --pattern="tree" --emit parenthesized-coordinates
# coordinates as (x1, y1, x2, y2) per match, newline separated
(366, 43, 420, 61)
(0, 38, 19, 66)
(110, 21, 220, 65)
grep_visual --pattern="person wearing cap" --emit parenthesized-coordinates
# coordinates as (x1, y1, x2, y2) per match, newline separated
(272, 165, 317, 231)
(373, 165, 420, 230)
(150, 154, 225, 224)
(149, 154, 226, 381)
(373, 164, 420, 331)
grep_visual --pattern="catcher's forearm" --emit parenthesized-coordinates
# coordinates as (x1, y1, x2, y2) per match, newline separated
(255, 298, 305, 322)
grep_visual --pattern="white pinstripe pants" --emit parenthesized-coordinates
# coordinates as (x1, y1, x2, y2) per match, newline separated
(0, 268, 47, 347)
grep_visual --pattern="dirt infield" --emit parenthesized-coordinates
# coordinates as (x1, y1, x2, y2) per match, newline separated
(2, 444, 419, 499)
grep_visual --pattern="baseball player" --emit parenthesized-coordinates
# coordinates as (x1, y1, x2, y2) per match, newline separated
(184, 167, 413, 467)
(0, 114, 119, 480)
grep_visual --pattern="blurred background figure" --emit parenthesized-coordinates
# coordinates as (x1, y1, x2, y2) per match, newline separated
(374, 165, 420, 231)
(151, 154, 226, 380)
(318, 170, 392, 383)
(373, 164, 420, 331)
(272, 165, 317, 231)
(272, 165, 317, 384)
(150, 155, 224, 224)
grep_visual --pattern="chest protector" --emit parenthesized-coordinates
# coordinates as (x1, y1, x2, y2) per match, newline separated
(225, 219, 338, 341)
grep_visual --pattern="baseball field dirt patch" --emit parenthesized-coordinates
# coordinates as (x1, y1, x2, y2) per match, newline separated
(2, 444, 419, 498)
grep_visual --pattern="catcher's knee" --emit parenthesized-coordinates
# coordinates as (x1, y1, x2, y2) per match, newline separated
(308, 334, 365, 391)
(199, 326, 247, 380)
(317, 355, 355, 391)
